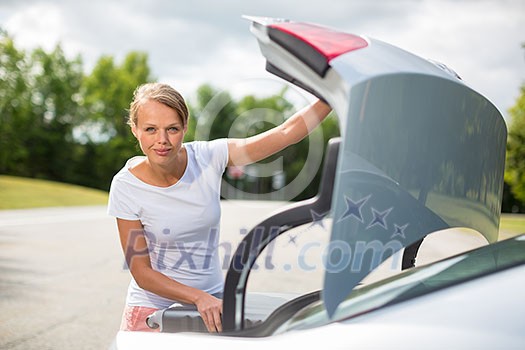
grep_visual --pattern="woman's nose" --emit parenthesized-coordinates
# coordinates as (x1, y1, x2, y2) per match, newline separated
(157, 130, 168, 144)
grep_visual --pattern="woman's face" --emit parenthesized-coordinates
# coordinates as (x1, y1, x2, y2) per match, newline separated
(132, 99, 187, 164)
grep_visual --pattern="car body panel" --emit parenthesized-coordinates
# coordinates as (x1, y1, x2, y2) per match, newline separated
(324, 72, 506, 315)
(279, 234, 525, 333)
(246, 16, 507, 317)
(113, 263, 525, 349)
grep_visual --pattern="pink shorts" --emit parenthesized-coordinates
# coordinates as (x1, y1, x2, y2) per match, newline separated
(120, 305, 160, 332)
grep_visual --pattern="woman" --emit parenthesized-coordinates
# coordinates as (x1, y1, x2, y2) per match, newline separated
(108, 82, 331, 333)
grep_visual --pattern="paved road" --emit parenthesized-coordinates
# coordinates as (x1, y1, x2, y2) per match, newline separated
(0, 201, 295, 350)
(0, 201, 488, 349)
(0, 206, 129, 349)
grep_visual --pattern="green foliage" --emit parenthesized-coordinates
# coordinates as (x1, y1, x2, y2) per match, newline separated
(191, 84, 238, 141)
(0, 32, 338, 200)
(78, 52, 153, 189)
(187, 84, 340, 199)
(82, 52, 152, 138)
(0, 30, 84, 181)
(506, 82, 525, 205)
(0, 31, 152, 190)
(0, 31, 30, 174)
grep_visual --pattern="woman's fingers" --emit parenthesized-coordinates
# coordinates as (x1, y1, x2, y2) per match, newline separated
(201, 309, 221, 332)
(201, 311, 214, 333)
(212, 308, 222, 333)
(195, 292, 223, 333)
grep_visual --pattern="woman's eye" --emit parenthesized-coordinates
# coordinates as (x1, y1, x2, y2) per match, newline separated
(145, 127, 155, 132)
(168, 127, 179, 133)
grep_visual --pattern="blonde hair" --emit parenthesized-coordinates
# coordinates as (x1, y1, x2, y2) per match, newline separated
(128, 83, 189, 127)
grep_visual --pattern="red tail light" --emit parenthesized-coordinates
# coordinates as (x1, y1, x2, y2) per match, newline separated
(268, 22, 368, 76)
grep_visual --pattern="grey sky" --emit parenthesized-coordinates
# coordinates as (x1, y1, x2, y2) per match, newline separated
(1, 0, 524, 121)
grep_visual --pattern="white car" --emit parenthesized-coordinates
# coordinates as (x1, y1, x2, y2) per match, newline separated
(112, 16, 524, 349)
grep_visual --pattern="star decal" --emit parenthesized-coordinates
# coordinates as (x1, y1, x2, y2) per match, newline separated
(367, 207, 392, 230)
(391, 223, 409, 239)
(310, 209, 329, 229)
(287, 234, 298, 246)
(339, 195, 370, 223)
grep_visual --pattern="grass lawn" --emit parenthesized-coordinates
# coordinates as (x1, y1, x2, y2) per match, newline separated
(0, 175, 108, 209)
(499, 214, 525, 240)
(0, 175, 524, 239)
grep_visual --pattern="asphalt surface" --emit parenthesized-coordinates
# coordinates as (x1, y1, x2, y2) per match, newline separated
(0, 206, 129, 349)
(0, 201, 295, 350)
(0, 201, 488, 349)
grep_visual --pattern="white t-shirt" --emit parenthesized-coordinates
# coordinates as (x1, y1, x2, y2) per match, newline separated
(107, 139, 229, 309)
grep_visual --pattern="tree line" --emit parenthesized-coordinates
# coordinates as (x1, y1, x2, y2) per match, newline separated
(0, 29, 340, 200)
(504, 44, 525, 213)
(1, 29, 524, 210)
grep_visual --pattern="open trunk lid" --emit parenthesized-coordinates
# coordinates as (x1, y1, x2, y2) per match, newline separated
(246, 16, 507, 316)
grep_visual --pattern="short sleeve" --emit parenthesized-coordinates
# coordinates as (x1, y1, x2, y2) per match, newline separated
(209, 138, 228, 174)
(107, 177, 140, 221)
(199, 138, 229, 175)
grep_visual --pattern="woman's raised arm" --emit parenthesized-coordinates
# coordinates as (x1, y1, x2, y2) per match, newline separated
(227, 99, 331, 166)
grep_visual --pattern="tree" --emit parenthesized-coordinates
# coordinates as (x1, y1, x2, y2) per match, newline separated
(1, 28, 338, 198)
(190, 84, 239, 142)
(0, 29, 84, 182)
(188, 84, 340, 200)
(76, 52, 153, 190)
(505, 56, 525, 207)
(26, 46, 84, 181)
(0, 29, 31, 175)
(81, 52, 152, 139)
